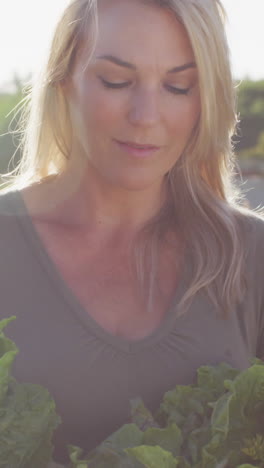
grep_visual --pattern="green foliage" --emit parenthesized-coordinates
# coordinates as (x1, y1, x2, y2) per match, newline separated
(2, 316, 264, 468)
(0, 89, 24, 173)
(240, 131, 264, 162)
(0, 91, 23, 130)
(0, 75, 30, 174)
(235, 80, 264, 155)
(125, 445, 179, 468)
(0, 317, 61, 468)
(237, 80, 264, 117)
(69, 360, 264, 468)
(242, 434, 264, 462)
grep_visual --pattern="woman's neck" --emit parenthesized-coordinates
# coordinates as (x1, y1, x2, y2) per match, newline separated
(21, 158, 170, 239)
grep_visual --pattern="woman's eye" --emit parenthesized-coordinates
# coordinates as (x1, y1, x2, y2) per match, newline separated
(99, 77, 130, 89)
(166, 85, 190, 95)
(98, 76, 190, 94)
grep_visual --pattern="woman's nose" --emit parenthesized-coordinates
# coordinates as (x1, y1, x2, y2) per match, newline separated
(127, 88, 161, 127)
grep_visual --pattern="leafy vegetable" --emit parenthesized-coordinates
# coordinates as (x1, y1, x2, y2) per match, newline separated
(68, 358, 264, 468)
(125, 445, 179, 468)
(0, 317, 61, 468)
(1, 316, 264, 468)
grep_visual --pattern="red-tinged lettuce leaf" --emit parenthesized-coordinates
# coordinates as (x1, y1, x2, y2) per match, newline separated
(125, 445, 179, 468)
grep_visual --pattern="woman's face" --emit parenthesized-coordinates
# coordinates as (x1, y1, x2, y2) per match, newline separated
(67, 0, 200, 192)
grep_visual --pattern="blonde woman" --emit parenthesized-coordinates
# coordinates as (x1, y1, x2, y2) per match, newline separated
(0, 0, 263, 463)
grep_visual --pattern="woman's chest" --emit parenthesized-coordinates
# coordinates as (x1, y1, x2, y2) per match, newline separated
(10, 292, 252, 463)
(61, 259, 166, 339)
(34, 223, 179, 340)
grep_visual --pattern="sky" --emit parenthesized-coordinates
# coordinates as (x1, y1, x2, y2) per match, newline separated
(0, 0, 263, 91)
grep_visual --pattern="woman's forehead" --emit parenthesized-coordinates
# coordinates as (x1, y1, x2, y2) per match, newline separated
(85, 0, 194, 69)
(96, 0, 178, 34)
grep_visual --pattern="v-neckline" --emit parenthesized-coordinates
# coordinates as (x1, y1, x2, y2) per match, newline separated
(9, 190, 192, 354)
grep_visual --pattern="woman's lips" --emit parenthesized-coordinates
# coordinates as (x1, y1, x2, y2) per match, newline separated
(114, 140, 161, 158)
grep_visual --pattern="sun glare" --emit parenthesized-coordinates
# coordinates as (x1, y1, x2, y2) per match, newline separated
(0, 0, 263, 91)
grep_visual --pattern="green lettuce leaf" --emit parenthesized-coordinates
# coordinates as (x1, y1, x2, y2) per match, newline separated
(0, 316, 18, 405)
(130, 398, 160, 431)
(142, 424, 182, 456)
(125, 445, 179, 468)
(0, 317, 61, 468)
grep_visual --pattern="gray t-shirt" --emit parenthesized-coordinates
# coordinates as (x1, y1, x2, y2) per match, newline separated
(0, 190, 263, 463)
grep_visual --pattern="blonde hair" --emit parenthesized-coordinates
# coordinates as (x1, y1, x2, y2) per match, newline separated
(3, 0, 263, 316)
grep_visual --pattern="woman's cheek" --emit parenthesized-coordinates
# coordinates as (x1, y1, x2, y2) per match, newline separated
(85, 90, 125, 127)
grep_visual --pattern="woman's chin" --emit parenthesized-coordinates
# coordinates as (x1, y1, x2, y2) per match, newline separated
(107, 174, 165, 193)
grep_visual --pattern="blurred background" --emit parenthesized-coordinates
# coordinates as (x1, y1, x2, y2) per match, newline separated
(0, 0, 263, 208)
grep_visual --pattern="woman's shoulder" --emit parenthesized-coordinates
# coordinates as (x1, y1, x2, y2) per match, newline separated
(0, 188, 16, 211)
(235, 207, 264, 243)
(0, 188, 25, 219)
(235, 208, 264, 278)
(0, 189, 29, 249)
(0, 190, 19, 226)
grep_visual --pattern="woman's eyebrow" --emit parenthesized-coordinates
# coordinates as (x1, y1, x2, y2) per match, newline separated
(95, 54, 196, 73)
(168, 62, 196, 73)
(96, 55, 136, 70)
